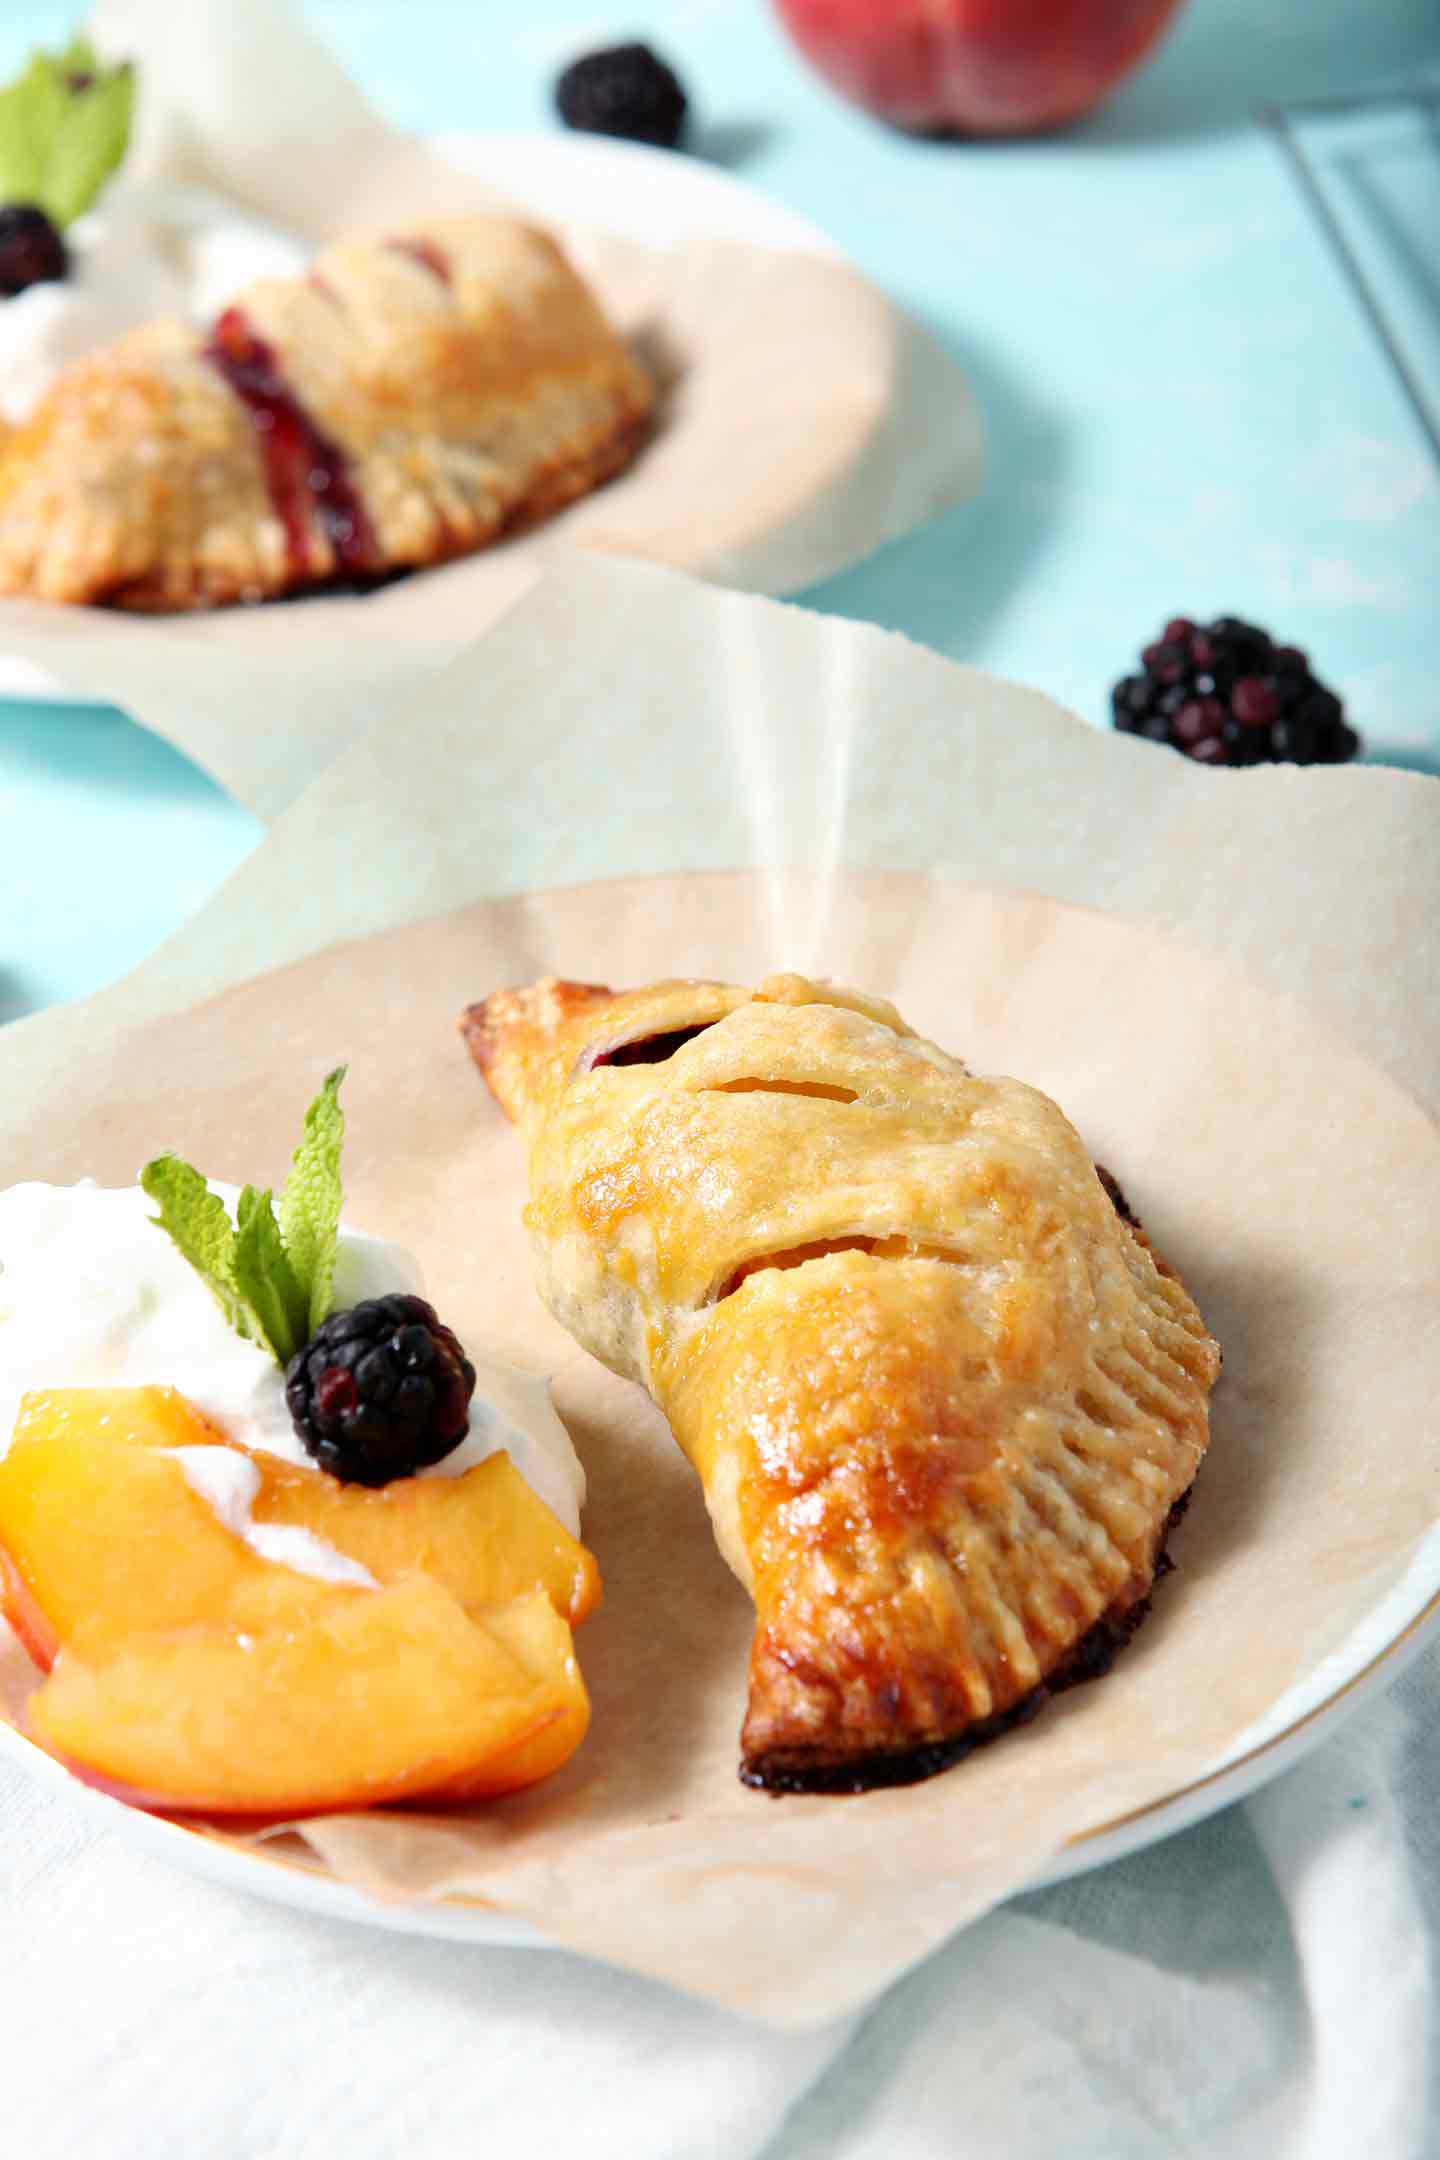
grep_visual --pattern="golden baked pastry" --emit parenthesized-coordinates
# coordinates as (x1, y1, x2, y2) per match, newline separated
(462, 973, 1221, 1792)
(0, 216, 652, 609)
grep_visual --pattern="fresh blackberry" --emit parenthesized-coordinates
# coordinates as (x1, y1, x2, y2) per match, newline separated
(554, 43, 689, 149)
(285, 1294, 476, 1486)
(1111, 616, 1360, 768)
(0, 205, 68, 298)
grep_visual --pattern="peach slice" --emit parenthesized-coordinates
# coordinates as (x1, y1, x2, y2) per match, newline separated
(0, 1386, 598, 1812)
(0, 1392, 265, 1668)
(0, 1387, 600, 1637)
(29, 1576, 564, 1816)
(249, 1448, 600, 1628)
(0, 1538, 58, 1673)
(429, 1588, 590, 1800)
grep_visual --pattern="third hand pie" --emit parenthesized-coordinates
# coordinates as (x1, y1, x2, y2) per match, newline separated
(462, 973, 1221, 1794)
(0, 216, 652, 610)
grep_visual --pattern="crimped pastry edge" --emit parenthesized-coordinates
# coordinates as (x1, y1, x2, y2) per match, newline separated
(740, 1163, 1209, 1796)
(105, 403, 653, 613)
(739, 1488, 1195, 1795)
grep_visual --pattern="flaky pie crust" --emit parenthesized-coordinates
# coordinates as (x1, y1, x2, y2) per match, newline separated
(463, 973, 1221, 1793)
(0, 217, 653, 609)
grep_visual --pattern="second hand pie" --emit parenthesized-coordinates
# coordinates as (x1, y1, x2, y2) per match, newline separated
(463, 973, 1221, 1794)
(0, 215, 652, 610)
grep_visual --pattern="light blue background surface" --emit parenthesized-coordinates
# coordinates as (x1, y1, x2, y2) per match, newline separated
(1, 0, 1437, 1024)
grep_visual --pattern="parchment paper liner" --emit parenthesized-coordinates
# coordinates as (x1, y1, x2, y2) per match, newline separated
(11, 557, 1434, 1123)
(3, 863, 1439, 2027)
(0, 0, 980, 816)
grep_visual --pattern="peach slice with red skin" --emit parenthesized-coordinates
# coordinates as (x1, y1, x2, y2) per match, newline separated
(0, 1537, 56, 1671)
(0, 1386, 597, 1815)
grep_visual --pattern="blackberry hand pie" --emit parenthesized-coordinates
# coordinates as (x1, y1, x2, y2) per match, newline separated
(0, 216, 653, 610)
(462, 973, 1221, 1794)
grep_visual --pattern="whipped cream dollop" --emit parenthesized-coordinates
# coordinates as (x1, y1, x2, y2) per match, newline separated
(0, 1182, 585, 1536)
(169, 1445, 380, 1589)
(0, 186, 308, 425)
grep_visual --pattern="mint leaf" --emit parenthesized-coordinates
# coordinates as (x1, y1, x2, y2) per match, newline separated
(140, 1155, 251, 1340)
(143, 1158, 307, 1368)
(232, 1185, 308, 1367)
(0, 38, 134, 230)
(278, 1067, 347, 1335)
(141, 1070, 349, 1370)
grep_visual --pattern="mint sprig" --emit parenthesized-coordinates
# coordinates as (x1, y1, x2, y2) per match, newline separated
(278, 1067, 346, 1335)
(0, 38, 135, 230)
(136, 1156, 258, 1344)
(141, 1068, 349, 1369)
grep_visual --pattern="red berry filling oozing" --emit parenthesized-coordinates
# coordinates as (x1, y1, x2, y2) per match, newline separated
(205, 306, 380, 585)
(387, 237, 453, 286)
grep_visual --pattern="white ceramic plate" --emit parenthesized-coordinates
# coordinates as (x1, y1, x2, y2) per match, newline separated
(5, 1537, 1440, 1951)
(0, 128, 836, 706)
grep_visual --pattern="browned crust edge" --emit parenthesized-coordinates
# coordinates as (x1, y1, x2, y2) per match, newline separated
(740, 1164, 1210, 1796)
(459, 979, 616, 1124)
(100, 406, 653, 615)
(739, 1486, 1195, 1795)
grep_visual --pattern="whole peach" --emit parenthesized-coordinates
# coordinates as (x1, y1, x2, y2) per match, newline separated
(773, 0, 1187, 136)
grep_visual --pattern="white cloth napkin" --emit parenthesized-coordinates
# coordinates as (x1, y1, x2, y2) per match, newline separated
(1, 1653, 1431, 2156)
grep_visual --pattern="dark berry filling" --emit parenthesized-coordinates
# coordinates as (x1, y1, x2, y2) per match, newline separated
(1112, 615, 1360, 768)
(388, 237, 452, 286)
(1094, 1163, 1141, 1230)
(590, 1025, 714, 1068)
(205, 305, 380, 583)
